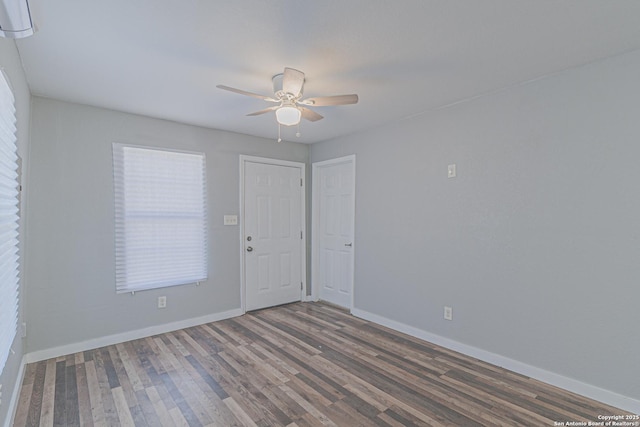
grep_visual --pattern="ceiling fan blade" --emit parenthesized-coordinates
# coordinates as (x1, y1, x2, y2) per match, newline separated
(299, 106, 323, 122)
(246, 106, 279, 116)
(216, 85, 278, 102)
(282, 67, 305, 97)
(299, 94, 359, 106)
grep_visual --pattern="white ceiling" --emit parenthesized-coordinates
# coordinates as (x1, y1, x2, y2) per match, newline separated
(15, 0, 640, 144)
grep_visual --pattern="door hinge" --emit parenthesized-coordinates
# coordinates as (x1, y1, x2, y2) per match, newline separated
(301, 282, 303, 290)
(300, 231, 303, 239)
(300, 178, 303, 187)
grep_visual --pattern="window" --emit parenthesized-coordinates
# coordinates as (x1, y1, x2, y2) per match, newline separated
(113, 144, 207, 293)
(0, 71, 20, 374)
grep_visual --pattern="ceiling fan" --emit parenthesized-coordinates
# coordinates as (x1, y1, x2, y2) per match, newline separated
(217, 67, 358, 139)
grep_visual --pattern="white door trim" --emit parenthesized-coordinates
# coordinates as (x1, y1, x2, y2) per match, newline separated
(311, 155, 356, 310)
(239, 155, 306, 313)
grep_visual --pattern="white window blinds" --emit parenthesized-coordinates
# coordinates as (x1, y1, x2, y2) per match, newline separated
(113, 144, 207, 293)
(0, 71, 20, 375)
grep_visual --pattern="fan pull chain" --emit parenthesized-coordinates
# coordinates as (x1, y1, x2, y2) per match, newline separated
(277, 123, 282, 143)
(296, 123, 301, 138)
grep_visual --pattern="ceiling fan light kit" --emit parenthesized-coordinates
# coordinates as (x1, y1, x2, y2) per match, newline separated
(217, 67, 358, 140)
(275, 105, 301, 126)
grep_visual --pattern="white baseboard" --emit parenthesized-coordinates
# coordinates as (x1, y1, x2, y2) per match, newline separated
(25, 308, 243, 364)
(351, 307, 640, 415)
(4, 355, 26, 427)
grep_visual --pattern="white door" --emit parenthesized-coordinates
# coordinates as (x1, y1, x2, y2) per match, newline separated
(243, 159, 304, 311)
(313, 156, 355, 309)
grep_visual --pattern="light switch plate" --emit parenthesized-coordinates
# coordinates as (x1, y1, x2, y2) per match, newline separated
(447, 164, 456, 178)
(224, 215, 238, 226)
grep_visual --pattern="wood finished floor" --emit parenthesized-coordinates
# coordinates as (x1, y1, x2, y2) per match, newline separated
(14, 302, 629, 426)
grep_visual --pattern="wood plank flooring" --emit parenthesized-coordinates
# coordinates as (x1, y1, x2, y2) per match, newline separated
(13, 302, 631, 426)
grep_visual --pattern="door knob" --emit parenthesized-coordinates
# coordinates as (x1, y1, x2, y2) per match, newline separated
(345, 243, 352, 247)
(246, 246, 253, 252)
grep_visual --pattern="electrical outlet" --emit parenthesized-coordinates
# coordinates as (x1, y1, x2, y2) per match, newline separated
(158, 296, 167, 309)
(447, 164, 456, 178)
(444, 306, 453, 321)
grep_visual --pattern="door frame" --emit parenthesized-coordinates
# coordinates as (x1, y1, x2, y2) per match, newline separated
(239, 155, 306, 313)
(311, 155, 356, 309)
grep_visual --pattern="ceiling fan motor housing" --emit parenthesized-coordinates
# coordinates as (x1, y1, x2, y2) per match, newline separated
(272, 73, 303, 100)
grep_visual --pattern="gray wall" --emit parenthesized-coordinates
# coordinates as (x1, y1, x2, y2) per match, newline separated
(25, 97, 308, 353)
(0, 38, 31, 426)
(311, 50, 640, 400)
(7, 35, 640, 423)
